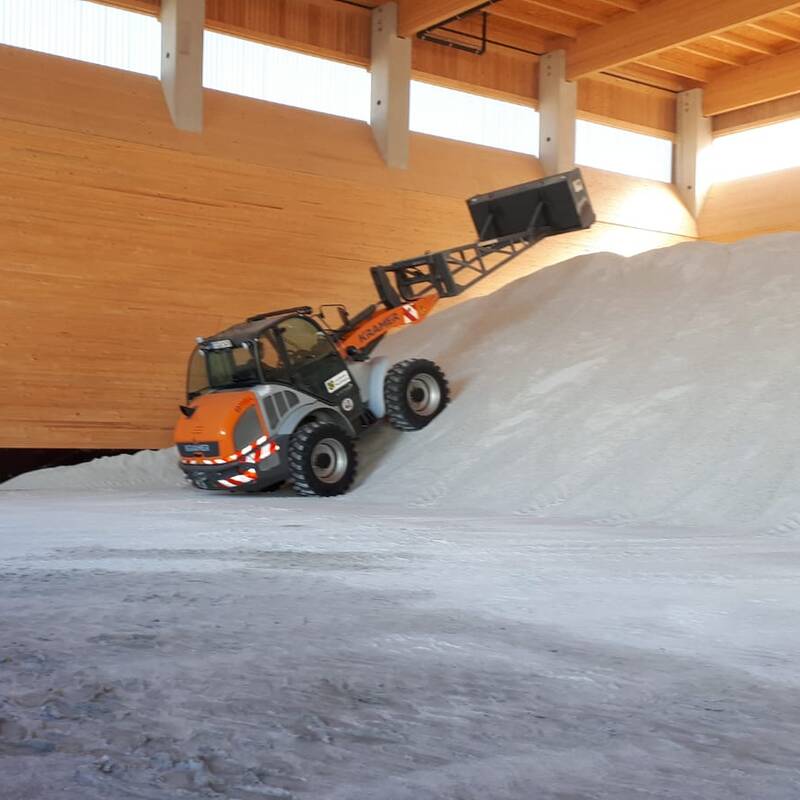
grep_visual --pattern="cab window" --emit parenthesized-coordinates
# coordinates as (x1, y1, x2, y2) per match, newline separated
(279, 317, 339, 364)
(187, 348, 209, 398)
(208, 345, 259, 387)
(257, 331, 289, 383)
(277, 317, 346, 398)
(187, 343, 260, 399)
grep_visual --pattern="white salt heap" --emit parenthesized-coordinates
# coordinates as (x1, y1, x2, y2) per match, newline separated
(4, 448, 184, 491)
(8, 233, 800, 527)
(366, 232, 800, 526)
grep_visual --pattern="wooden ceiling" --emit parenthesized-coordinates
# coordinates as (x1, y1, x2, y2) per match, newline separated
(391, 0, 800, 114)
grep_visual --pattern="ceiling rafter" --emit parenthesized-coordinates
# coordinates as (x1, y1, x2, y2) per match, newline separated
(704, 43, 800, 113)
(747, 18, 800, 41)
(712, 30, 781, 55)
(489, 1, 581, 37)
(516, 0, 607, 25)
(605, 63, 698, 92)
(638, 53, 711, 82)
(677, 42, 749, 66)
(564, 0, 800, 79)
(589, 0, 641, 11)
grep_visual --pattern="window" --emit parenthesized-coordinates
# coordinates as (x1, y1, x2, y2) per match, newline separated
(203, 31, 371, 121)
(710, 118, 800, 183)
(187, 344, 261, 398)
(279, 318, 338, 366)
(187, 348, 210, 399)
(575, 120, 673, 182)
(257, 332, 289, 383)
(277, 317, 344, 398)
(0, 0, 160, 76)
(410, 81, 539, 156)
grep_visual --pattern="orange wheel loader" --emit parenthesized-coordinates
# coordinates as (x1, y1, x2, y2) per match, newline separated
(174, 169, 595, 496)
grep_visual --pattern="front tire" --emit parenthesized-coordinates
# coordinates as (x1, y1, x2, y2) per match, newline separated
(288, 421, 358, 497)
(384, 358, 450, 431)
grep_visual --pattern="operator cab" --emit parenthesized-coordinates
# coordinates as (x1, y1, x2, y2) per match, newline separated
(187, 309, 354, 405)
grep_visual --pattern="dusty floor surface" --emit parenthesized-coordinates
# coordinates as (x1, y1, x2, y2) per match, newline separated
(2, 488, 800, 799)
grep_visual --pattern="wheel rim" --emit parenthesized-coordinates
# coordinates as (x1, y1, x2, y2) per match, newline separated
(406, 373, 441, 417)
(310, 437, 349, 484)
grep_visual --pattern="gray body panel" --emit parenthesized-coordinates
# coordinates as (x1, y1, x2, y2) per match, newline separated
(251, 383, 357, 439)
(179, 357, 391, 492)
(347, 356, 390, 418)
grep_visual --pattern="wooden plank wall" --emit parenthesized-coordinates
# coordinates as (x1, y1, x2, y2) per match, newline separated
(698, 167, 800, 241)
(0, 46, 695, 449)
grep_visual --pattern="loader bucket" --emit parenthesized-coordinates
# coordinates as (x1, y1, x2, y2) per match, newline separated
(466, 168, 595, 242)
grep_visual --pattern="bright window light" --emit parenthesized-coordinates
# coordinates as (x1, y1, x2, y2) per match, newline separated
(0, 0, 159, 76)
(576, 119, 673, 182)
(410, 81, 539, 156)
(203, 31, 370, 122)
(710, 118, 800, 183)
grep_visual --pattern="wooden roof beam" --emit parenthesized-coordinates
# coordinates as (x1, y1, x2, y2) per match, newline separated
(565, 0, 800, 80)
(704, 45, 800, 114)
(747, 18, 800, 41)
(593, 0, 640, 9)
(489, 1, 580, 37)
(518, 0, 607, 25)
(711, 30, 780, 55)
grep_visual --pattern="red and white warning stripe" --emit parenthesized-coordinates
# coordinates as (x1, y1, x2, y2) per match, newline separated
(181, 434, 280, 489)
(401, 303, 420, 324)
(217, 468, 259, 489)
(182, 434, 274, 466)
(215, 438, 280, 489)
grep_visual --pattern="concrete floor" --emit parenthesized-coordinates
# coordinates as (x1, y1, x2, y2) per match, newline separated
(2, 487, 800, 799)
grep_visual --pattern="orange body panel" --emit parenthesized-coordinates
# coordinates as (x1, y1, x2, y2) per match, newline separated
(174, 390, 262, 459)
(337, 294, 439, 356)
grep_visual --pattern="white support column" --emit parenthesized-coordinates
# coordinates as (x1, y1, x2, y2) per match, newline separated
(675, 88, 712, 218)
(370, 2, 411, 169)
(160, 0, 205, 133)
(538, 50, 576, 176)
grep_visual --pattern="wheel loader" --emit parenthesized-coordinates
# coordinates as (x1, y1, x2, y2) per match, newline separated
(174, 168, 595, 496)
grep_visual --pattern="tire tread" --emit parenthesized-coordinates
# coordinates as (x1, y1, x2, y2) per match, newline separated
(384, 358, 450, 431)
(288, 420, 358, 497)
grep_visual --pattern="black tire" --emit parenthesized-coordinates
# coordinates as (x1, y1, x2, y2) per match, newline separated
(288, 421, 358, 497)
(384, 358, 450, 431)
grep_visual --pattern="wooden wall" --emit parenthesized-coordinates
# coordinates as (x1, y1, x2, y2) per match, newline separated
(0, 46, 695, 449)
(698, 167, 800, 241)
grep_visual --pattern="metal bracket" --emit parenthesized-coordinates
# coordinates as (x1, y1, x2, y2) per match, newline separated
(416, 1, 497, 56)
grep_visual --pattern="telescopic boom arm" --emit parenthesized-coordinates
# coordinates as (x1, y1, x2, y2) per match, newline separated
(334, 168, 595, 357)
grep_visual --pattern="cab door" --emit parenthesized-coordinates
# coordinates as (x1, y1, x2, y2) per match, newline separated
(276, 316, 363, 420)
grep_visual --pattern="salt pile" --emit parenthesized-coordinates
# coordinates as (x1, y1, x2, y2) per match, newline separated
(3, 448, 184, 491)
(366, 232, 800, 526)
(6, 233, 800, 526)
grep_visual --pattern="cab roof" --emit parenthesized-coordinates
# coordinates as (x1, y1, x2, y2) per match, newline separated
(201, 306, 313, 348)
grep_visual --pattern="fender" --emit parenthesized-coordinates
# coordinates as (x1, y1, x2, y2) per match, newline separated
(365, 356, 391, 419)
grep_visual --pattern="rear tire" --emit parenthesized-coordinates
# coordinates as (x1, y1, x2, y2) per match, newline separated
(288, 421, 358, 497)
(384, 358, 450, 431)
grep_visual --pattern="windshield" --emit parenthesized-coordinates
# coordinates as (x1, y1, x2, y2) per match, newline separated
(187, 343, 261, 399)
